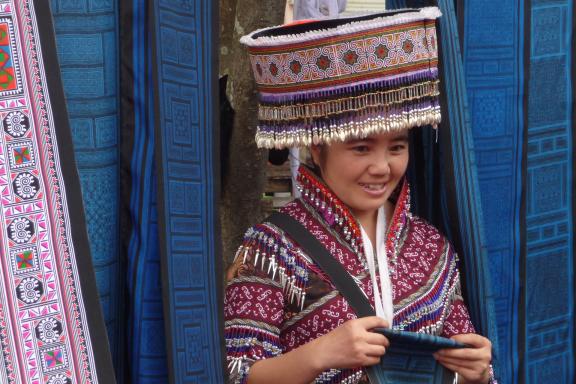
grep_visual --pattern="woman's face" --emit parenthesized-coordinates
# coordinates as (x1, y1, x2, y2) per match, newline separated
(311, 130, 409, 220)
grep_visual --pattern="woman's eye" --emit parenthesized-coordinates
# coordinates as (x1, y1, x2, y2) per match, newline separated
(390, 144, 407, 152)
(351, 145, 369, 153)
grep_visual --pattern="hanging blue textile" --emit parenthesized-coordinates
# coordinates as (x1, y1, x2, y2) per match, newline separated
(461, 3, 526, 379)
(460, 1, 575, 383)
(53, 0, 223, 381)
(121, 1, 169, 382)
(48, 0, 575, 382)
(50, 0, 124, 380)
(151, 0, 224, 382)
(388, 0, 501, 378)
(524, 2, 574, 381)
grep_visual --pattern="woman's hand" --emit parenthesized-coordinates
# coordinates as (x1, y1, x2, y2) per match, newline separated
(434, 333, 492, 384)
(311, 316, 390, 371)
(246, 316, 389, 384)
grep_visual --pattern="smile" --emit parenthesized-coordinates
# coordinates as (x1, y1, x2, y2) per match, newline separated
(359, 182, 387, 195)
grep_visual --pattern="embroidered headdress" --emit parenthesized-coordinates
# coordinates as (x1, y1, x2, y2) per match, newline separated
(241, 7, 442, 149)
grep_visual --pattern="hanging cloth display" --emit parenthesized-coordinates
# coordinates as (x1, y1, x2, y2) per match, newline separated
(0, 1, 115, 383)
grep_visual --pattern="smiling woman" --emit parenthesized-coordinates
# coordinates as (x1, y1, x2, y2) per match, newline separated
(310, 131, 410, 238)
(223, 6, 496, 384)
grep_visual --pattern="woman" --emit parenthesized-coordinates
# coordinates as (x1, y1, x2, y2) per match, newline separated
(225, 7, 494, 384)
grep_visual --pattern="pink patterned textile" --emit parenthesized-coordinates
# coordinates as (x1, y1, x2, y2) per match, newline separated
(224, 167, 475, 383)
(0, 1, 113, 383)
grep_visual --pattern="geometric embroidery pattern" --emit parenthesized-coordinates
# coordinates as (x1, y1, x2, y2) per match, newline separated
(8, 217, 36, 244)
(7, 216, 35, 244)
(12, 171, 39, 199)
(9, 246, 39, 274)
(35, 317, 63, 344)
(40, 345, 68, 372)
(0, 1, 109, 382)
(247, 21, 438, 93)
(46, 374, 71, 384)
(16, 276, 43, 304)
(0, 18, 22, 96)
(3, 110, 30, 137)
(7, 140, 35, 170)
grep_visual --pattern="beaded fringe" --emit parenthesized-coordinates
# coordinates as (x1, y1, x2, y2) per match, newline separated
(314, 368, 363, 384)
(255, 74, 441, 149)
(233, 225, 310, 310)
(394, 248, 460, 335)
(224, 321, 282, 383)
(258, 80, 440, 122)
(296, 166, 365, 253)
(257, 106, 440, 147)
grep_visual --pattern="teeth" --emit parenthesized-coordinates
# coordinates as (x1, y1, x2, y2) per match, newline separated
(360, 183, 384, 190)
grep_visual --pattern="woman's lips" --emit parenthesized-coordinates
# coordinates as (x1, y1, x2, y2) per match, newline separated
(359, 182, 387, 196)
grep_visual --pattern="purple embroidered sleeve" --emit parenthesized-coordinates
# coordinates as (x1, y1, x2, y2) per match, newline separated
(224, 252, 286, 383)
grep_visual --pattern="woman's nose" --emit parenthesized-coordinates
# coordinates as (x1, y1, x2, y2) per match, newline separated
(368, 152, 390, 175)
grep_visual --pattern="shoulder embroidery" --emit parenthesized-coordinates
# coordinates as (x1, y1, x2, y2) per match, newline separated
(234, 223, 311, 310)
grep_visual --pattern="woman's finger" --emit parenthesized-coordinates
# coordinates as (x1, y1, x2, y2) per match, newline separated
(450, 333, 491, 349)
(365, 332, 389, 347)
(437, 360, 477, 377)
(357, 316, 389, 330)
(439, 360, 490, 384)
(364, 344, 386, 357)
(435, 346, 488, 360)
(362, 355, 383, 367)
(434, 355, 485, 371)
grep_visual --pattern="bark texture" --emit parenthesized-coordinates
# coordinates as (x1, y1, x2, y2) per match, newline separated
(219, 0, 284, 267)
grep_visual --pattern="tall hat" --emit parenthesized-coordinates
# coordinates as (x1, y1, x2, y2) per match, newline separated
(241, 7, 442, 149)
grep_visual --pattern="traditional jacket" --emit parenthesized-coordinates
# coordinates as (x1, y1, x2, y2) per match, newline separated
(224, 166, 475, 383)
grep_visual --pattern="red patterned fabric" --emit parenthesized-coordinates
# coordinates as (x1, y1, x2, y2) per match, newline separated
(224, 167, 475, 383)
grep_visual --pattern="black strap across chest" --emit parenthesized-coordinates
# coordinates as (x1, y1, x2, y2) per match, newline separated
(267, 211, 383, 382)
(267, 211, 375, 317)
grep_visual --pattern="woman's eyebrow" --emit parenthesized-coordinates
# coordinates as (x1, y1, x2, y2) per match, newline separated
(391, 134, 409, 142)
(346, 138, 374, 145)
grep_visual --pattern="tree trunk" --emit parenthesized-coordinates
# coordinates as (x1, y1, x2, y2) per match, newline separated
(219, 0, 284, 268)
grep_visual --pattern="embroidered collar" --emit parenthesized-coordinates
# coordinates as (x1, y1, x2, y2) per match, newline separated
(296, 165, 411, 269)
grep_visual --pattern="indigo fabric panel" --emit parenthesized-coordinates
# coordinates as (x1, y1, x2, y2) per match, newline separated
(127, 165, 169, 384)
(462, 1, 526, 382)
(390, 1, 500, 374)
(50, 0, 123, 377)
(525, 1, 574, 382)
(121, 0, 170, 382)
(434, 0, 500, 355)
(152, 0, 224, 382)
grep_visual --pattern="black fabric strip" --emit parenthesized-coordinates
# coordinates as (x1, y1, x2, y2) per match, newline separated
(118, 0, 136, 273)
(118, 1, 135, 381)
(429, 10, 468, 299)
(38, 1, 116, 382)
(518, 1, 531, 383)
(149, 1, 176, 382)
(455, 0, 465, 56)
(266, 212, 375, 318)
(571, 0, 576, 376)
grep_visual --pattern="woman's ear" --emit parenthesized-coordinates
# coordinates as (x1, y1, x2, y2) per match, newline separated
(310, 145, 321, 167)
